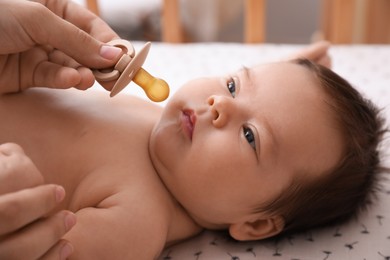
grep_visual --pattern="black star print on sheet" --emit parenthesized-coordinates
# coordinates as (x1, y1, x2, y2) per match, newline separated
(305, 231, 314, 242)
(323, 251, 331, 260)
(162, 250, 172, 260)
(378, 251, 390, 260)
(377, 215, 384, 225)
(344, 241, 358, 250)
(360, 224, 369, 234)
(246, 247, 256, 257)
(193, 251, 202, 259)
(334, 228, 342, 237)
(227, 253, 239, 260)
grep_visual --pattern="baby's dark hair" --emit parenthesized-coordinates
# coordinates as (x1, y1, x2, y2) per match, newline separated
(259, 58, 389, 236)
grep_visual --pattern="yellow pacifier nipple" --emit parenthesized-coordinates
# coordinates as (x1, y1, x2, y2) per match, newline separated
(133, 69, 169, 102)
(93, 40, 170, 102)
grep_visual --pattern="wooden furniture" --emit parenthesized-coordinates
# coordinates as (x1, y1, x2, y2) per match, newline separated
(86, 0, 390, 44)
(86, 0, 265, 43)
(244, 0, 266, 43)
(161, 0, 266, 43)
(321, 0, 390, 43)
(86, 0, 99, 16)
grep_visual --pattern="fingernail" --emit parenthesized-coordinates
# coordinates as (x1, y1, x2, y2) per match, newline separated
(60, 242, 73, 260)
(55, 186, 65, 203)
(100, 45, 122, 60)
(64, 212, 77, 231)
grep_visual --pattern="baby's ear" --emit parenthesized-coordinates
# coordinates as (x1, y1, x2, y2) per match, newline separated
(228, 215, 284, 241)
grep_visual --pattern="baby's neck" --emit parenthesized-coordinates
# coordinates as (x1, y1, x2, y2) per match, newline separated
(164, 197, 204, 247)
(147, 128, 204, 245)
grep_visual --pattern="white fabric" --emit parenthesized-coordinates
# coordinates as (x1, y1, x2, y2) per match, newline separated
(94, 43, 390, 259)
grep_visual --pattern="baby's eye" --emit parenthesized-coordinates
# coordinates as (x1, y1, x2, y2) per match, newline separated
(227, 78, 236, 98)
(243, 126, 256, 150)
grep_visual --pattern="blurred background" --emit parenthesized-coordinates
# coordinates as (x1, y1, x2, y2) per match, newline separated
(74, 0, 390, 44)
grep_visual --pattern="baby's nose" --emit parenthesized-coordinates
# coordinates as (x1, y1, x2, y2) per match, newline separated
(207, 95, 232, 128)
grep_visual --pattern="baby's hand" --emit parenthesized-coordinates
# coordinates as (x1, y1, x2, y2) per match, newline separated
(0, 143, 76, 259)
(286, 41, 332, 68)
(0, 143, 44, 193)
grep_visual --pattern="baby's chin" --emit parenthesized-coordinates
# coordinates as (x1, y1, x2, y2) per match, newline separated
(148, 127, 162, 168)
(147, 122, 176, 178)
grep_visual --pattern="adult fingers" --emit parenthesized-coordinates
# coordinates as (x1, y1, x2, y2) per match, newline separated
(18, 48, 95, 90)
(0, 211, 76, 260)
(40, 240, 74, 260)
(48, 49, 81, 69)
(47, 50, 96, 90)
(44, 0, 119, 43)
(33, 61, 95, 90)
(0, 184, 65, 235)
(32, 0, 118, 43)
(23, 2, 121, 69)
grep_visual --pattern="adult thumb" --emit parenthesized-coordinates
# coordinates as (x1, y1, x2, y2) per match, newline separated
(30, 5, 122, 69)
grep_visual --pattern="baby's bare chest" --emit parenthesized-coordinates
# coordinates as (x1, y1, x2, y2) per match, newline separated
(0, 89, 162, 208)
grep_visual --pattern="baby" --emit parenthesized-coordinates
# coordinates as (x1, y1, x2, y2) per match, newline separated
(0, 43, 386, 259)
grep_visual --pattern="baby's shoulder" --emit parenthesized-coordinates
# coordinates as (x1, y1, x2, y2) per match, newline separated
(66, 166, 173, 257)
(69, 167, 172, 252)
(69, 161, 172, 213)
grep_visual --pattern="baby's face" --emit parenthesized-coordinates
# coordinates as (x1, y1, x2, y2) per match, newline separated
(149, 62, 345, 229)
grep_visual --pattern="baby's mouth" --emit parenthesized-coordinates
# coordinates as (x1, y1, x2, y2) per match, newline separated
(181, 109, 196, 140)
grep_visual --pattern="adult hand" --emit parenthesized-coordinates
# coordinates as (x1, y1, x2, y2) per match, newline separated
(0, 143, 77, 259)
(0, 0, 122, 93)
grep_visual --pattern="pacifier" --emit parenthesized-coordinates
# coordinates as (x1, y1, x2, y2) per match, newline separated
(93, 39, 170, 102)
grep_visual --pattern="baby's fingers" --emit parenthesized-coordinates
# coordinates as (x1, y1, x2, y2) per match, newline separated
(286, 41, 331, 68)
(315, 53, 332, 68)
(0, 211, 76, 260)
(0, 184, 65, 235)
(0, 143, 44, 195)
(298, 41, 330, 59)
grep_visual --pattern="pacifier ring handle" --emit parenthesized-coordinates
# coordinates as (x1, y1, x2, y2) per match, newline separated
(93, 40, 169, 102)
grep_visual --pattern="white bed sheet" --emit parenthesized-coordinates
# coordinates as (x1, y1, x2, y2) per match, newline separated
(95, 42, 390, 259)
